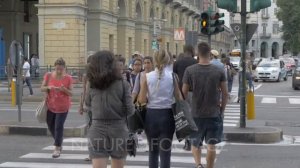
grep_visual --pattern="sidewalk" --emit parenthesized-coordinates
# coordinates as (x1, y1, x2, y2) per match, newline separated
(0, 105, 87, 137)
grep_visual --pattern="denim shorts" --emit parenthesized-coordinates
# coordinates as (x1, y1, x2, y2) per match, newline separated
(190, 116, 223, 147)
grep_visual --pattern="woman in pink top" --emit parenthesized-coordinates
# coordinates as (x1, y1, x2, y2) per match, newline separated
(41, 58, 73, 158)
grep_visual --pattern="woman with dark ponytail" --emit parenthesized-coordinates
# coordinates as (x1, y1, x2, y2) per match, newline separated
(138, 50, 176, 168)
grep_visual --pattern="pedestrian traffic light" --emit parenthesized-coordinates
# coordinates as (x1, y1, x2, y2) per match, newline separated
(209, 13, 225, 35)
(217, 0, 237, 13)
(200, 12, 210, 35)
(250, 0, 271, 13)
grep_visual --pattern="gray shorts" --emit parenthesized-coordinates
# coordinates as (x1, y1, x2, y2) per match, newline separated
(190, 116, 223, 147)
(88, 120, 129, 159)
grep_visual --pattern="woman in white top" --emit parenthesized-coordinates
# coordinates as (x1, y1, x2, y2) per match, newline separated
(139, 50, 175, 168)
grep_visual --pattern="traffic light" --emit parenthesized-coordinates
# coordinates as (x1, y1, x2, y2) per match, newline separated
(200, 12, 225, 35)
(217, 0, 237, 13)
(210, 13, 225, 35)
(200, 12, 210, 35)
(250, 0, 271, 13)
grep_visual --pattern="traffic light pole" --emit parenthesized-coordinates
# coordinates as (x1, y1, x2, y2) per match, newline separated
(208, 35, 211, 48)
(240, 0, 247, 128)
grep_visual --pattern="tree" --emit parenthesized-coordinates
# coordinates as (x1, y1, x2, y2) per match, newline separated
(277, 0, 300, 55)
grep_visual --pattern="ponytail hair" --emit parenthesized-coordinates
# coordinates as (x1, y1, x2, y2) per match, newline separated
(153, 50, 170, 90)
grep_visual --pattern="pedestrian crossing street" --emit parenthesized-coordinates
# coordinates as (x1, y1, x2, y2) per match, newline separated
(0, 138, 226, 168)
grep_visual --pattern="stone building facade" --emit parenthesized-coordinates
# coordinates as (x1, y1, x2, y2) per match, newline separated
(0, 0, 234, 67)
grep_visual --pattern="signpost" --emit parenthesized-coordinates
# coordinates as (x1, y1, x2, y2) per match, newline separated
(9, 40, 24, 122)
(231, 23, 258, 44)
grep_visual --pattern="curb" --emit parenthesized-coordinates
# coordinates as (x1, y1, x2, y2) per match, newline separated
(0, 96, 81, 103)
(0, 124, 87, 137)
(223, 126, 283, 143)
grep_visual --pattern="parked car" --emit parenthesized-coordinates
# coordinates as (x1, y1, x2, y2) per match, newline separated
(280, 57, 296, 75)
(292, 63, 300, 90)
(230, 56, 240, 71)
(254, 59, 288, 82)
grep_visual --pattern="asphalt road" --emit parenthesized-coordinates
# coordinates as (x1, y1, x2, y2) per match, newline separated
(215, 76, 300, 168)
(0, 77, 299, 167)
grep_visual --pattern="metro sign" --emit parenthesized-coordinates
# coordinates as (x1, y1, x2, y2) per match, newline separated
(174, 28, 185, 41)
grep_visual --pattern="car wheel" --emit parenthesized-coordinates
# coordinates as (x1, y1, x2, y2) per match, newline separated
(254, 79, 258, 82)
(294, 87, 299, 90)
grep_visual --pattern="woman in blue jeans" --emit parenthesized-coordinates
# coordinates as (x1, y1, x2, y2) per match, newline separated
(139, 50, 175, 168)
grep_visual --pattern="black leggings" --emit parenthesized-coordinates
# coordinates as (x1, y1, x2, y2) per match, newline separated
(46, 110, 68, 147)
(145, 108, 175, 168)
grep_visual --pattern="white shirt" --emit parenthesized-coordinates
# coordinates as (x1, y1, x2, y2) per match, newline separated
(146, 68, 175, 109)
(23, 62, 30, 77)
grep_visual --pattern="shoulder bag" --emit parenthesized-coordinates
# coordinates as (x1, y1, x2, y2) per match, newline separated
(35, 73, 51, 123)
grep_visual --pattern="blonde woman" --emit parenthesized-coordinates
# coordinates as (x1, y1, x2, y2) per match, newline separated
(139, 50, 175, 168)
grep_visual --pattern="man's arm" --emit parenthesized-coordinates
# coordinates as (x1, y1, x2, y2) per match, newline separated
(220, 81, 228, 115)
(182, 83, 190, 100)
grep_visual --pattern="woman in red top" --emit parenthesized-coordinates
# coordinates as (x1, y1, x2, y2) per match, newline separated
(41, 58, 73, 158)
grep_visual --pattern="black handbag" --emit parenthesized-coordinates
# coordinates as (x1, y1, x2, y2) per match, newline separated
(121, 80, 138, 157)
(172, 73, 198, 142)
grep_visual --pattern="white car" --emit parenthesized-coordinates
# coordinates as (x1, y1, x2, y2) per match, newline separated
(254, 59, 288, 82)
(230, 56, 240, 71)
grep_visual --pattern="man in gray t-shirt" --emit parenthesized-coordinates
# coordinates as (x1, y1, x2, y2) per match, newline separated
(182, 42, 228, 168)
(183, 63, 226, 118)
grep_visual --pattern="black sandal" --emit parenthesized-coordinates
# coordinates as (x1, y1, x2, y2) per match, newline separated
(196, 164, 205, 168)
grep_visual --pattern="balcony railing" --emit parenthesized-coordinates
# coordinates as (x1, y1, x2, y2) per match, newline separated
(260, 33, 272, 39)
(261, 14, 270, 19)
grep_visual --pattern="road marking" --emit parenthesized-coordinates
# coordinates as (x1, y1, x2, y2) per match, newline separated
(255, 95, 300, 98)
(224, 113, 240, 116)
(254, 83, 263, 90)
(261, 97, 277, 104)
(0, 162, 160, 168)
(289, 98, 300, 104)
(224, 123, 237, 127)
(224, 116, 240, 119)
(225, 109, 240, 112)
(20, 153, 200, 164)
(223, 120, 239, 123)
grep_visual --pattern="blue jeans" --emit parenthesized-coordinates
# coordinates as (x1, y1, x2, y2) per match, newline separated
(145, 108, 175, 168)
(46, 110, 68, 147)
(23, 77, 33, 95)
(228, 79, 233, 93)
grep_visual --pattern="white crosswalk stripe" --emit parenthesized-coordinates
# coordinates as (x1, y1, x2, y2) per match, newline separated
(259, 97, 300, 105)
(261, 97, 277, 104)
(224, 104, 240, 127)
(0, 138, 226, 168)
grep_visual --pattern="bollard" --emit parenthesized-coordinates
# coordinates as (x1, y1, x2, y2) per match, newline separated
(247, 87, 255, 120)
(11, 78, 16, 107)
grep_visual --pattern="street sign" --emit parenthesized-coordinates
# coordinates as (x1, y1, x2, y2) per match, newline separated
(151, 40, 158, 50)
(231, 23, 242, 43)
(231, 23, 258, 45)
(246, 24, 258, 44)
(174, 28, 185, 41)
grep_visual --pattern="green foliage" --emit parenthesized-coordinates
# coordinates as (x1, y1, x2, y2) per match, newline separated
(277, 0, 300, 55)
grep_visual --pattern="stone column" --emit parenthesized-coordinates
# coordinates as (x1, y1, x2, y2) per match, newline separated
(36, 0, 87, 66)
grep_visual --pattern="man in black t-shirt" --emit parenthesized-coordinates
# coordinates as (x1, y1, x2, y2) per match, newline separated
(182, 42, 228, 168)
(173, 45, 197, 151)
